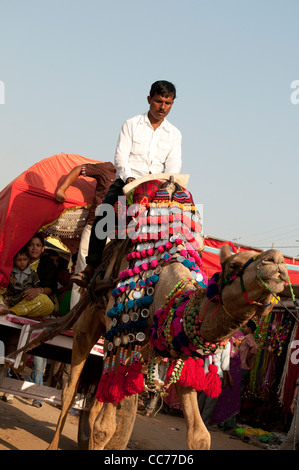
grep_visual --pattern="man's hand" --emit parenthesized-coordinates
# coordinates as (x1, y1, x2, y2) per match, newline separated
(55, 188, 67, 203)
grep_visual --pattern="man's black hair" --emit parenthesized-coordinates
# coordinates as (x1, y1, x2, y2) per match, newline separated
(246, 319, 257, 333)
(149, 80, 177, 99)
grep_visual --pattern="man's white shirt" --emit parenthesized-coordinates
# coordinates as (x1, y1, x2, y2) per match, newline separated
(114, 113, 182, 182)
(203, 343, 231, 379)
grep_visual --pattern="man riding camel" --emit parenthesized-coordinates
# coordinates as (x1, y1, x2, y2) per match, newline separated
(71, 80, 182, 289)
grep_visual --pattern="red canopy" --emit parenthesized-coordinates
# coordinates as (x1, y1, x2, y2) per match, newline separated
(0, 153, 101, 287)
(202, 236, 299, 285)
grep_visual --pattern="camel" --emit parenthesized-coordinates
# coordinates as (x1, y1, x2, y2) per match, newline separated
(8, 178, 289, 450)
(48, 244, 287, 451)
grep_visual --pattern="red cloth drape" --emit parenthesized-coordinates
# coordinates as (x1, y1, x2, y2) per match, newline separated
(0, 153, 101, 287)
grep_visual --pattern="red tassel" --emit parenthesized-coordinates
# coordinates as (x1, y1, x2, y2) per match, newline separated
(193, 358, 206, 392)
(95, 373, 109, 402)
(204, 364, 222, 398)
(96, 370, 115, 403)
(109, 364, 128, 403)
(177, 357, 197, 388)
(124, 361, 144, 395)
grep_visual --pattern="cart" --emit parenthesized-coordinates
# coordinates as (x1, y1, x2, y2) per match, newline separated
(0, 313, 103, 410)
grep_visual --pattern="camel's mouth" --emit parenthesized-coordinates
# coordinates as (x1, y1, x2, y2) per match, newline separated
(258, 257, 288, 290)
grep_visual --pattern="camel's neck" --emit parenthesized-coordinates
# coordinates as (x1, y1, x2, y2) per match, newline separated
(198, 296, 258, 343)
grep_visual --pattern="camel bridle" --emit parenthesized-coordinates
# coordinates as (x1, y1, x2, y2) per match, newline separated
(221, 254, 274, 309)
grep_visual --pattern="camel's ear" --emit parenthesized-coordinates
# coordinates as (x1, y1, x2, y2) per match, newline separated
(220, 245, 232, 266)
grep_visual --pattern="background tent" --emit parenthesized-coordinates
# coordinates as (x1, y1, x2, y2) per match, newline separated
(202, 236, 299, 285)
(0, 153, 101, 287)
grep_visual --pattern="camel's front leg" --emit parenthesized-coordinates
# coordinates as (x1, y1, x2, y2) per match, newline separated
(176, 385, 211, 450)
(90, 395, 138, 450)
(48, 304, 105, 450)
(104, 395, 138, 450)
(90, 402, 117, 450)
(88, 398, 104, 449)
(48, 355, 87, 450)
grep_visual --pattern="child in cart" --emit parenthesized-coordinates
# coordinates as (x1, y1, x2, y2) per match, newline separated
(3, 247, 40, 307)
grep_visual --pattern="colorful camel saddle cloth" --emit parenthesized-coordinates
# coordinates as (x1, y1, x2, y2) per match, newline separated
(132, 179, 195, 206)
(120, 179, 204, 251)
(95, 180, 222, 404)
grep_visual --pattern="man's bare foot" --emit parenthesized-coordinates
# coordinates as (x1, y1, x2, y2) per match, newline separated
(70, 271, 89, 288)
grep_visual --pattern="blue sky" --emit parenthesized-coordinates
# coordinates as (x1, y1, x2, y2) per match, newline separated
(1, 0, 299, 258)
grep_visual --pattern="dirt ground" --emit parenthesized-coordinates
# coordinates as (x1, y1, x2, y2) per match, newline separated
(0, 395, 264, 451)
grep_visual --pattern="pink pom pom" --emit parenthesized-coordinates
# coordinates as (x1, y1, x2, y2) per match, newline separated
(96, 370, 115, 403)
(147, 247, 154, 256)
(157, 245, 164, 253)
(109, 365, 128, 403)
(204, 364, 222, 398)
(133, 266, 141, 274)
(194, 358, 206, 391)
(124, 362, 144, 395)
(192, 240, 200, 250)
(150, 259, 159, 268)
(208, 364, 218, 374)
(177, 358, 197, 388)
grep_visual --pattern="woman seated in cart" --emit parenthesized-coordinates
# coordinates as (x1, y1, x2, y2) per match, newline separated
(0, 233, 58, 318)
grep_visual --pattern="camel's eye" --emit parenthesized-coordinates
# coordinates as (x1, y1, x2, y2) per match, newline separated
(228, 261, 242, 273)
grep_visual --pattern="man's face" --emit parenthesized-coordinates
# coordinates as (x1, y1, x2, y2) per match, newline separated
(147, 93, 174, 122)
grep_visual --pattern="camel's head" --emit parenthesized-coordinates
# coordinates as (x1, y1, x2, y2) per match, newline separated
(219, 245, 288, 311)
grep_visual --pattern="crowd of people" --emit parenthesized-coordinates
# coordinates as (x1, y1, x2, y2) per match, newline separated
(0, 233, 74, 406)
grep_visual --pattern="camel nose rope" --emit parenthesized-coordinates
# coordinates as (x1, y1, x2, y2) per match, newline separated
(257, 267, 299, 323)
